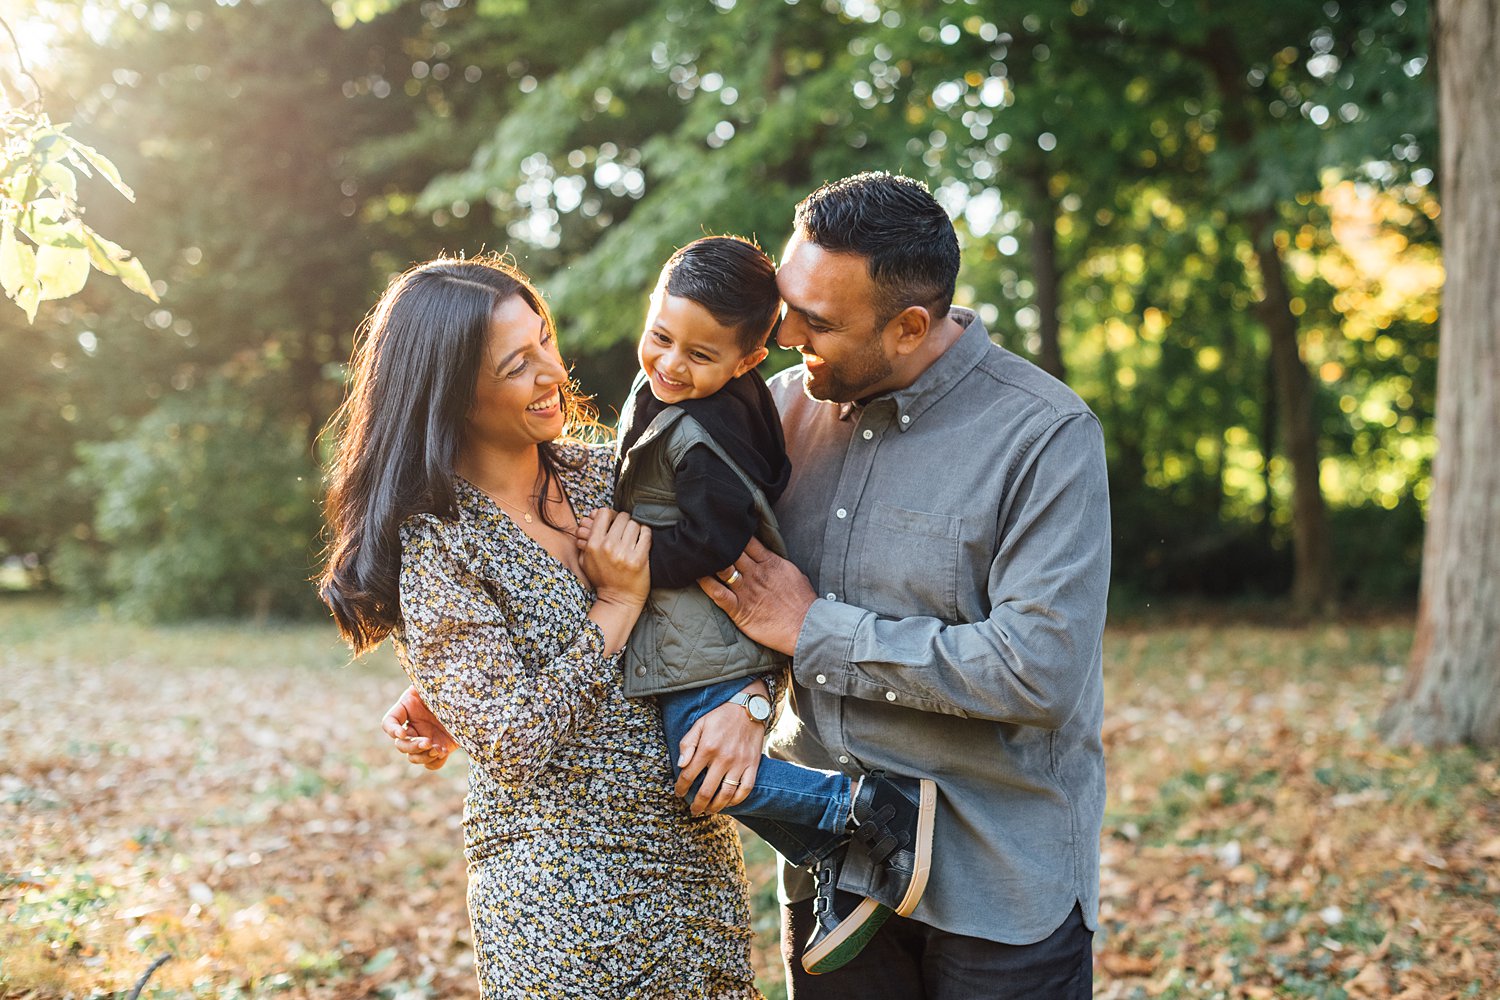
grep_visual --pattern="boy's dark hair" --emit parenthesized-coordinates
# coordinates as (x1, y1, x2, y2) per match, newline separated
(660, 235, 781, 354)
(794, 172, 960, 325)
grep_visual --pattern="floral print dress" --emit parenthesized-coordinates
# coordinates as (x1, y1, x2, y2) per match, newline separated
(393, 441, 758, 999)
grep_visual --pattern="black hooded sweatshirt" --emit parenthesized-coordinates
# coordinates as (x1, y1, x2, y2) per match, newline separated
(615, 370, 792, 590)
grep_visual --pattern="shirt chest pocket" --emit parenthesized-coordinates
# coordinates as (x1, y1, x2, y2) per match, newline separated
(853, 502, 961, 622)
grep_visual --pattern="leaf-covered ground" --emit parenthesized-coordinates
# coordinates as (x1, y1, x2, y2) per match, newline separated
(1, 598, 1495, 999)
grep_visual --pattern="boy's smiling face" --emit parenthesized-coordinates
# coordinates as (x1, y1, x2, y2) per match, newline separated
(638, 292, 768, 404)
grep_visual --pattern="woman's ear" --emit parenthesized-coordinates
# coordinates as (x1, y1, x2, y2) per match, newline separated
(733, 346, 769, 378)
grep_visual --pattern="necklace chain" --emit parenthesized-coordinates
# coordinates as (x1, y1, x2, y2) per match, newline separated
(478, 487, 539, 524)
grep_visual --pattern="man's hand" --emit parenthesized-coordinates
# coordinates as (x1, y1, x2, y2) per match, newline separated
(675, 683, 767, 816)
(698, 537, 817, 655)
(381, 685, 458, 771)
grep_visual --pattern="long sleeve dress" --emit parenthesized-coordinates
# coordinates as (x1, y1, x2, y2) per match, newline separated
(392, 441, 758, 999)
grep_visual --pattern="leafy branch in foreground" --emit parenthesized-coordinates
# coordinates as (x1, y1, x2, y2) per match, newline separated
(0, 109, 157, 321)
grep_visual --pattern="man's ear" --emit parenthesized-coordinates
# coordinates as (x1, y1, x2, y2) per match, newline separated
(733, 346, 769, 377)
(888, 305, 932, 356)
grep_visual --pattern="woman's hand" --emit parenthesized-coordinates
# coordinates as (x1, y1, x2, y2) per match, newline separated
(578, 508, 651, 654)
(579, 507, 651, 606)
(380, 685, 457, 770)
(675, 680, 768, 816)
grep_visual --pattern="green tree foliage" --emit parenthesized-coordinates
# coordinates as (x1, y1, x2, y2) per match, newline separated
(393, 0, 1437, 602)
(2, 0, 1441, 617)
(59, 368, 322, 620)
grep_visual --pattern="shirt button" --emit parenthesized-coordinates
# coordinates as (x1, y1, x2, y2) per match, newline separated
(838, 755, 850, 765)
(815, 673, 828, 685)
(634, 666, 646, 676)
(862, 429, 873, 440)
(835, 507, 847, 519)
(885, 691, 897, 702)
(900, 414, 910, 424)
(825, 593, 837, 601)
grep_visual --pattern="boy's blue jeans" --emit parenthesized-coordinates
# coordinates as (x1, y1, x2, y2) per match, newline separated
(658, 676, 852, 867)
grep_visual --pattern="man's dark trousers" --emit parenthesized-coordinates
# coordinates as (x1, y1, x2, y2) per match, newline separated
(782, 899, 1093, 999)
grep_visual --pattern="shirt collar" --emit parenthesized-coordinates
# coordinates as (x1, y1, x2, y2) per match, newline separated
(837, 307, 989, 429)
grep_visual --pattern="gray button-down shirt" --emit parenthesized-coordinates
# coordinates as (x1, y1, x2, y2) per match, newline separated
(769, 308, 1110, 944)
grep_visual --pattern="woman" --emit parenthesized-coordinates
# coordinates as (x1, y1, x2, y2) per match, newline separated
(318, 255, 761, 998)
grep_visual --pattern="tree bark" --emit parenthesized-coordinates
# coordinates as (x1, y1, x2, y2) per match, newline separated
(1200, 26, 1336, 613)
(1247, 209, 1335, 612)
(1381, 0, 1500, 748)
(1022, 163, 1067, 382)
(1259, 353, 1277, 542)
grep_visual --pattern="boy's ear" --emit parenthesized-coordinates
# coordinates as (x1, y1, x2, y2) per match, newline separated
(733, 346, 769, 377)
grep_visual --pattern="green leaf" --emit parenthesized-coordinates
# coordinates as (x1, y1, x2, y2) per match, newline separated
(0, 220, 37, 299)
(82, 229, 123, 275)
(16, 281, 40, 322)
(60, 135, 136, 202)
(113, 253, 158, 301)
(81, 227, 158, 301)
(19, 200, 86, 249)
(36, 244, 91, 301)
(37, 162, 78, 202)
(33, 131, 74, 167)
(360, 947, 397, 974)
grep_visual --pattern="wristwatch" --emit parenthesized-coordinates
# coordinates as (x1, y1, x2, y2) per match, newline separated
(729, 690, 772, 723)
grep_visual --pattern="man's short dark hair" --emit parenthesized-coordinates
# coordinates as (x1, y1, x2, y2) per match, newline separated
(793, 172, 960, 324)
(659, 236, 781, 354)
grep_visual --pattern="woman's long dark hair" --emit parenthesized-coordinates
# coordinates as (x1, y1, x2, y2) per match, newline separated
(318, 255, 597, 654)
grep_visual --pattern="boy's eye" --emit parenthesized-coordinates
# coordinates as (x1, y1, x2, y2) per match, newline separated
(691, 352, 710, 362)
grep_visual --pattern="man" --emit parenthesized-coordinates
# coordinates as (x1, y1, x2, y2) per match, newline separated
(699, 172, 1110, 998)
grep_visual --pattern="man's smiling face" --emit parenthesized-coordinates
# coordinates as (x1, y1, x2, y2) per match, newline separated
(774, 232, 897, 404)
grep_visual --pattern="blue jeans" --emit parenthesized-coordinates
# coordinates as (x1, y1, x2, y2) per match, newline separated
(658, 677, 852, 867)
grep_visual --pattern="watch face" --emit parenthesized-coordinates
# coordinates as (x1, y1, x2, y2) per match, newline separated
(748, 695, 771, 722)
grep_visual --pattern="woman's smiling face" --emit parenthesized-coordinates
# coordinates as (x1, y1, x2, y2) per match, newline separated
(467, 293, 568, 452)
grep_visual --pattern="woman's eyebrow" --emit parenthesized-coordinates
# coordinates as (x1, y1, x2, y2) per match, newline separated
(492, 317, 547, 373)
(493, 347, 523, 373)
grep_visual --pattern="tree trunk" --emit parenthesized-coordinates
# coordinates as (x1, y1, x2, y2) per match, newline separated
(1259, 353, 1277, 543)
(1199, 26, 1336, 613)
(1023, 164, 1067, 382)
(1381, 0, 1500, 748)
(1247, 209, 1335, 613)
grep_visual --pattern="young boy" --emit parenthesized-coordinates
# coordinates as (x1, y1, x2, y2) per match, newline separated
(609, 236, 937, 975)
